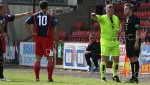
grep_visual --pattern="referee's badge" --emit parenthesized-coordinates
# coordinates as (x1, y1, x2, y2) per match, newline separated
(125, 23, 128, 30)
(125, 18, 129, 30)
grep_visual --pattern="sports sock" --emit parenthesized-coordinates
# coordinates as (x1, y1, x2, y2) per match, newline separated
(34, 61, 40, 79)
(131, 62, 135, 79)
(134, 61, 139, 78)
(112, 62, 119, 77)
(100, 61, 107, 79)
(47, 61, 54, 80)
(0, 62, 4, 78)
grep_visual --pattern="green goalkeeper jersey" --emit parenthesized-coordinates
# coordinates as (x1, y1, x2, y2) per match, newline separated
(96, 14, 121, 47)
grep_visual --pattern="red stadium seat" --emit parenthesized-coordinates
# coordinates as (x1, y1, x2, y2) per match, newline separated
(58, 31, 67, 42)
(138, 3, 149, 11)
(91, 22, 100, 31)
(148, 3, 150, 7)
(121, 22, 125, 27)
(71, 22, 84, 33)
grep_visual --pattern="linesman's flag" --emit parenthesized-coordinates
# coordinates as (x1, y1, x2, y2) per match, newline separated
(122, 55, 130, 76)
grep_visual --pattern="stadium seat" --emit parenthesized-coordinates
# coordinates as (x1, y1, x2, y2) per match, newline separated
(58, 31, 67, 42)
(91, 22, 100, 31)
(121, 22, 125, 27)
(71, 22, 84, 33)
(141, 31, 147, 42)
(138, 3, 150, 11)
(116, 4, 123, 11)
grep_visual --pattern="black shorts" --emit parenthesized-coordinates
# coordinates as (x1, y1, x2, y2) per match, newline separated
(126, 40, 141, 58)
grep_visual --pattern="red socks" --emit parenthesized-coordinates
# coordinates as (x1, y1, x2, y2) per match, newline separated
(34, 61, 40, 79)
(34, 61, 54, 80)
(47, 61, 54, 80)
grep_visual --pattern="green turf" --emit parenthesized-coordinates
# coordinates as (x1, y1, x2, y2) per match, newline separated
(0, 70, 148, 85)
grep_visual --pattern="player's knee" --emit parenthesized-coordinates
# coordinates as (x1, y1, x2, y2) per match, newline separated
(133, 57, 138, 62)
(113, 57, 119, 62)
(47, 56, 53, 61)
(101, 57, 108, 62)
(34, 61, 40, 68)
(129, 57, 136, 62)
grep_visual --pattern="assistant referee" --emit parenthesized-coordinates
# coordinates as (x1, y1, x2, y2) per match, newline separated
(124, 3, 141, 84)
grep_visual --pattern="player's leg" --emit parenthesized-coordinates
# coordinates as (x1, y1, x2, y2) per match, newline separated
(34, 37, 43, 81)
(0, 38, 11, 81)
(46, 54, 54, 82)
(125, 42, 136, 83)
(43, 37, 54, 82)
(132, 40, 141, 83)
(2, 38, 6, 53)
(100, 45, 109, 82)
(126, 43, 135, 83)
(85, 53, 92, 72)
(0, 39, 4, 79)
(0, 60, 4, 79)
(111, 46, 121, 82)
(127, 40, 141, 83)
(34, 55, 42, 81)
(129, 57, 139, 83)
(92, 56, 99, 72)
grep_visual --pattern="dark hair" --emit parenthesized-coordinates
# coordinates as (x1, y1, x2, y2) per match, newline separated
(39, 0, 48, 10)
(124, 3, 134, 10)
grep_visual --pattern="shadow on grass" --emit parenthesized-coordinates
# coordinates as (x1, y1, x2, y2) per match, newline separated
(8, 79, 83, 85)
(53, 81, 83, 85)
(9, 79, 37, 83)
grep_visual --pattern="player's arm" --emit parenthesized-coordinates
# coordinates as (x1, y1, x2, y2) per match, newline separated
(115, 16, 122, 38)
(85, 50, 91, 55)
(3, 26, 7, 38)
(1, 33, 7, 38)
(0, 24, 3, 33)
(117, 25, 122, 34)
(116, 16, 122, 31)
(134, 17, 140, 50)
(52, 17, 59, 44)
(85, 46, 91, 55)
(6, 12, 31, 22)
(25, 15, 35, 37)
(91, 13, 101, 33)
(0, 20, 4, 36)
(15, 12, 32, 19)
(53, 25, 59, 43)
(25, 23, 33, 36)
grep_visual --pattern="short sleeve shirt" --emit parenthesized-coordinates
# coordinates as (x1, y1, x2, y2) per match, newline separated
(124, 14, 140, 42)
(25, 11, 59, 37)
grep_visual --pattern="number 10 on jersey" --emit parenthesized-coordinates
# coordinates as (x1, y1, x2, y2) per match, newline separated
(37, 15, 47, 26)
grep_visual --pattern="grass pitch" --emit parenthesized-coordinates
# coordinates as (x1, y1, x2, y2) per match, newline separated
(0, 70, 148, 85)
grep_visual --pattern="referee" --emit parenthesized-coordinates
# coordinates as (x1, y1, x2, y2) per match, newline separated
(91, 4, 121, 82)
(124, 3, 141, 84)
